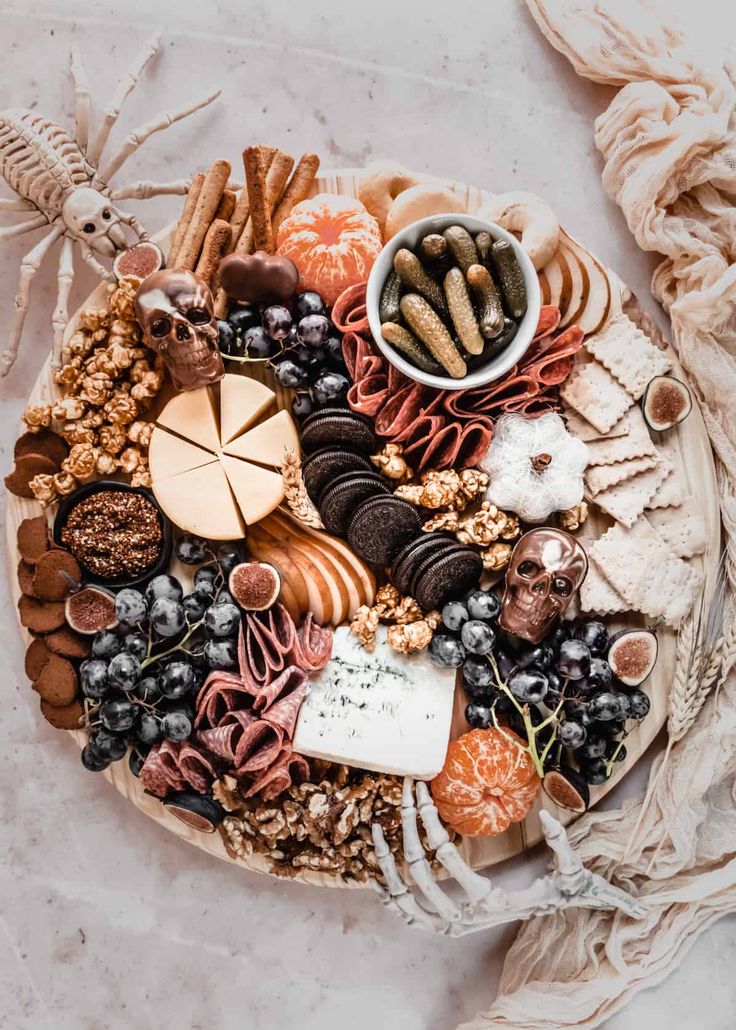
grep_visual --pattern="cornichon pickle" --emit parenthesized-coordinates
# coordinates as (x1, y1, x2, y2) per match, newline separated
(491, 239, 527, 319)
(393, 248, 448, 314)
(379, 269, 402, 324)
(465, 319, 518, 371)
(443, 268, 484, 355)
(466, 264, 504, 339)
(399, 294, 467, 379)
(474, 231, 493, 268)
(443, 225, 479, 275)
(381, 321, 444, 375)
(419, 233, 453, 281)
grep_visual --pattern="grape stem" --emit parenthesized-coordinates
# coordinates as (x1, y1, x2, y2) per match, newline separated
(140, 619, 203, 672)
(487, 653, 564, 779)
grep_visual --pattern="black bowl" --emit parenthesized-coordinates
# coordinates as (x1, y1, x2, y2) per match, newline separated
(53, 479, 173, 589)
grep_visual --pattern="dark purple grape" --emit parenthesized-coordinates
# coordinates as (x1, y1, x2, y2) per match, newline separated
(183, 593, 206, 621)
(605, 740, 627, 763)
(244, 325, 278, 360)
(578, 734, 607, 760)
(80, 659, 110, 699)
(81, 744, 109, 772)
(589, 691, 622, 722)
(580, 758, 609, 785)
(115, 588, 147, 626)
(508, 670, 548, 704)
(175, 534, 209, 565)
(132, 676, 160, 704)
(574, 620, 609, 655)
(99, 693, 137, 732)
(128, 748, 148, 778)
(558, 719, 587, 748)
(89, 727, 128, 762)
(108, 651, 141, 690)
(275, 359, 310, 389)
(145, 574, 183, 605)
(460, 620, 495, 655)
(428, 633, 465, 669)
(216, 544, 242, 576)
(217, 320, 237, 355)
(158, 660, 196, 699)
(295, 291, 326, 318)
(262, 305, 293, 341)
(311, 371, 349, 406)
(136, 711, 161, 746)
(91, 630, 121, 661)
(149, 597, 185, 638)
(204, 602, 240, 638)
(494, 650, 516, 681)
(462, 655, 494, 692)
(297, 313, 331, 347)
(564, 699, 591, 724)
(517, 644, 554, 671)
(586, 657, 613, 690)
(193, 566, 218, 599)
(160, 710, 192, 743)
(324, 337, 346, 370)
(543, 625, 570, 651)
(465, 702, 494, 729)
(228, 304, 260, 333)
(466, 590, 500, 622)
(291, 391, 313, 420)
(555, 639, 591, 680)
(628, 688, 651, 719)
(204, 638, 238, 670)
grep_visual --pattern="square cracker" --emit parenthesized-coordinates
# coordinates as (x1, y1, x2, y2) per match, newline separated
(580, 561, 628, 615)
(592, 456, 673, 527)
(590, 519, 701, 626)
(560, 361, 633, 435)
(645, 498, 708, 558)
(584, 407, 657, 467)
(645, 437, 687, 510)
(586, 454, 657, 495)
(563, 406, 630, 443)
(585, 313, 673, 399)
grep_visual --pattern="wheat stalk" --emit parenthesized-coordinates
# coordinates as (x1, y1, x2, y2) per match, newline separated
(280, 448, 324, 529)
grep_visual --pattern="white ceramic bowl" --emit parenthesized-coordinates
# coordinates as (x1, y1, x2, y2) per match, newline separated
(366, 213, 541, 392)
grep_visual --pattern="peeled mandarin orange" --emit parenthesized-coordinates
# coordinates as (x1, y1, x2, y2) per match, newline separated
(275, 194, 383, 305)
(431, 728, 541, 837)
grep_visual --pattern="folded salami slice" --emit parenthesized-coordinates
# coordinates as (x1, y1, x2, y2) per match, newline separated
(196, 722, 240, 761)
(533, 305, 562, 341)
(251, 664, 307, 715)
(347, 374, 390, 417)
(156, 741, 188, 792)
(235, 721, 285, 773)
(521, 324, 584, 386)
(331, 283, 369, 335)
(259, 673, 308, 735)
(293, 613, 333, 671)
(375, 382, 433, 438)
(177, 743, 217, 795)
(140, 747, 172, 797)
(195, 671, 252, 729)
(242, 749, 311, 801)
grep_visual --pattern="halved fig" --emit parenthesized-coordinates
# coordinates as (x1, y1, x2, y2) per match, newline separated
(65, 585, 118, 635)
(543, 766, 590, 812)
(113, 241, 164, 282)
(608, 628, 658, 686)
(162, 791, 225, 833)
(642, 375, 692, 432)
(229, 561, 281, 611)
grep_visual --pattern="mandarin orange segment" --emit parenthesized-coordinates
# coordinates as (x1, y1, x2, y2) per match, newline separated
(431, 728, 541, 837)
(276, 194, 383, 305)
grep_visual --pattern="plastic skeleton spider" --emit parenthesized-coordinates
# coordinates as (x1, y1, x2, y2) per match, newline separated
(0, 32, 220, 376)
(371, 779, 646, 936)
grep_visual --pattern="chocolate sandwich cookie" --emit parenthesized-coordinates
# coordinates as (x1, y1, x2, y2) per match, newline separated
(318, 472, 391, 536)
(391, 532, 455, 597)
(413, 547, 484, 612)
(408, 542, 469, 600)
(302, 448, 374, 499)
(347, 495, 423, 565)
(300, 409, 377, 456)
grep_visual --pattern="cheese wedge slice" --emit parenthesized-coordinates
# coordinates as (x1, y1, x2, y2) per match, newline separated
(148, 428, 218, 483)
(220, 455, 284, 526)
(219, 374, 275, 445)
(156, 386, 220, 453)
(153, 462, 245, 540)
(223, 409, 299, 467)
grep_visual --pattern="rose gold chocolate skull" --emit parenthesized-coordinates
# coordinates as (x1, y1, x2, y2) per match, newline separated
(499, 528, 588, 644)
(135, 269, 223, 391)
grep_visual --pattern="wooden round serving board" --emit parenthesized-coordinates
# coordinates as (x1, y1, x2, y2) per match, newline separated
(5, 167, 721, 889)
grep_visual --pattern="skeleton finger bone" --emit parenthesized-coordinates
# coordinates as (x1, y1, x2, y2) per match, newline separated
(476, 190, 560, 271)
(0, 215, 48, 241)
(371, 824, 449, 932)
(96, 89, 221, 186)
(116, 208, 147, 241)
(52, 237, 75, 369)
(109, 178, 191, 201)
(1, 225, 63, 377)
(86, 32, 161, 168)
(69, 46, 91, 152)
(400, 778, 461, 922)
(80, 244, 115, 282)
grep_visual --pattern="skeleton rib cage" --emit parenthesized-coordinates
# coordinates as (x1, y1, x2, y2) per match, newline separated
(0, 32, 221, 377)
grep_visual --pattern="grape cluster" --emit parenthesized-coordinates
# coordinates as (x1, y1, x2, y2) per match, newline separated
(428, 597, 651, 786)
(217, 291, 350, 419)
(79, 537, 244, 777)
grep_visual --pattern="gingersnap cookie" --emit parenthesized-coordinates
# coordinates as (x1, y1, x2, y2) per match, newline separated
(45, 626, 91, 660)
(14, 428, 68, 466)
(17, 560, 35, 596)
(4, 453, 57, 499)
(18, 595, 67, 634)
(33, 654, 78, 707)
(413, 547, 484, 611)
(31, 550, 81, 601)
(300, 410, 377, 456)
(25, 638, 51, 681)
(302, 448, 374, 499)
(318, 473, 391, 536)
(17, 514, 50, 564)
(347, 495, 422, 564)
(392, 533, 457, 597)
(40, 697, 84, 730)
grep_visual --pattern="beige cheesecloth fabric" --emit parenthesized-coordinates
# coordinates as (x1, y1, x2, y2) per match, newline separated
(459, 2, 736, 1028)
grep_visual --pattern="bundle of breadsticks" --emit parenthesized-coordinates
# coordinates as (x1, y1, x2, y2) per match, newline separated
(167, 146, 320, 314)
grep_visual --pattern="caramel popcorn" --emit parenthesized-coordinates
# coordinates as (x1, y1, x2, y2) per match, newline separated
(62, 422, 97, 447)
(29, 473, 57, 508)
(95, 452, 118, 477)
(99, 424, 128, 455)
(104, 391, 139, 425)
(130, 467, 152, 488)
(559, 501, 589, 532)
(79, 373, 114, 406)
(422, 510, 460, 534)
(127, 420, 153, 448)
(370, 442, 412, 482)
(52, 471, 78, 496)
(131, 370, 164, 402)
(22, 405, 52, 431)
(108, 277, 139, 320)
(350, 604, 380, 651)
(350, 585, 430, 654)
(52, 397, 85, 421)
(395, 468, 489, 511)
(62, 443, 98, 481)
(481, 542, 513, 572)
(456, 502, 520, 547)
(387, 612, 441, 654)
(67, 329, 95, 357)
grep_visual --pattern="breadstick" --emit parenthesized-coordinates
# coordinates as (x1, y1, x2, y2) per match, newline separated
(272, 152, 320, 233)
(227, 145, 277, 253)
(195, 219, 232, 288)
(242, 148, 294, 254)
(175, 159, 231, 270)
(167, 172, 204, 265)
(215, 189, 236, 223)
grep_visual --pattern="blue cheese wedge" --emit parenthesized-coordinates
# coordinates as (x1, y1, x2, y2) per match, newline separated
(293, 627, 456, 779)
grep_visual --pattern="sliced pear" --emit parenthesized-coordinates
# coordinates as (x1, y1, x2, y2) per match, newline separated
(561, 231, 612, 334)
(283, 512, 377, 610)
(153, 463, 245, 540)
(558, 238, 587, 327)
(224, 409, 300, 467)
(540, 251, 563, 309)
(156, 386, 220, 452)
(219, 373, 275, 445)
(247, 519, 312, 616)
(247, 517, 330, 624)
(148, 427, 218, 484)
(219, 455, 284, 526)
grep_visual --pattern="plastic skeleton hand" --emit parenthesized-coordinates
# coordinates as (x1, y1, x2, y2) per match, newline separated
(371, 779, 646, 936)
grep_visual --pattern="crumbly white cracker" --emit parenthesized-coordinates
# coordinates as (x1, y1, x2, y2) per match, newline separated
(591, 456, 673, 527)
(586, 453, 658, 495)
(579, 560, 628, 615)
(584, 313, 673, 399)
(560, 360, 633, 434)
(563, 406, 630, 443)
(584, 407, 657, 467)
(645, 497, 708, 558)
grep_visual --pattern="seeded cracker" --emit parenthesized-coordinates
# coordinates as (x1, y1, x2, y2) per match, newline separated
(584, 407, 657, 467)
(585, 313, 673, 399)
(592, 456, 672, 527)
(645, 498, 707, 558)
(590, 519, 701, 626)
(564, 406, 630, 443)
(560, 360, 633, 434)
(586, 453, 657, 496)
(579, 560, 628, 615)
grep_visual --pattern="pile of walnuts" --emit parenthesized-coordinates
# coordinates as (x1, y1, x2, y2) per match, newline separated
(21, 278, 164, 507)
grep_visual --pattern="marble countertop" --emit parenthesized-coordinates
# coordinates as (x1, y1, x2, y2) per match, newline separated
(1, 2, 734, 1028)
